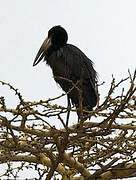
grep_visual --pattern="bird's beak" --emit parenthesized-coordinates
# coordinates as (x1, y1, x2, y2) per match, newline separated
(33, 37, 51, 66)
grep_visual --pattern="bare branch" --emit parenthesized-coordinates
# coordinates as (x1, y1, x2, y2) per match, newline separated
(0, 71, 135, 179)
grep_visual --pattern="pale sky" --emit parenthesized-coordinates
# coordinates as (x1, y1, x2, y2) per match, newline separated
(0, 1, 136, 179)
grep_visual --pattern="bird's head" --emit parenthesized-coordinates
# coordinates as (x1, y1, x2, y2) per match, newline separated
(33, 25, 68, 66)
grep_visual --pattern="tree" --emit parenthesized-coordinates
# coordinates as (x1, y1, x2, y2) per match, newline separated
(0, 70, 135, 180)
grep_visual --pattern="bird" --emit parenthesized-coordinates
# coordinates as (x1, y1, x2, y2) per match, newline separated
(33, 25, 98, 124)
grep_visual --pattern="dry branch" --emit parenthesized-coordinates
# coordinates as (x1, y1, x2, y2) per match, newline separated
(0, 70, 135, 179)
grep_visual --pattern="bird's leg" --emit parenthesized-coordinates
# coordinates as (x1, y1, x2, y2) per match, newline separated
(78, 76, 83, 122)
(78, 89, 83, 121)
(66, 96, 71, 127)
(77, 110, 80, 123)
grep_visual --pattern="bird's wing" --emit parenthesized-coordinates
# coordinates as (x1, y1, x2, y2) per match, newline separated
(63, 44, 97, 86)
(62, 44, 98, 108)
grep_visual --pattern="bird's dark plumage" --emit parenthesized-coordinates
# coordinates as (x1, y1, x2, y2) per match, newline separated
(33, 25, 98, 117)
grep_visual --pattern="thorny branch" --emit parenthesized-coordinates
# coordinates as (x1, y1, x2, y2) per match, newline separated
(0, 70, 135, 179)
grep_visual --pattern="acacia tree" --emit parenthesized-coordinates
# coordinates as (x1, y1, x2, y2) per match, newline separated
(0, 70, 135, 180)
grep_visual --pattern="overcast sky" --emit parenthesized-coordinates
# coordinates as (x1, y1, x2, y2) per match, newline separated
(0, 0, 135, 105)
(0, 1, 136, 179)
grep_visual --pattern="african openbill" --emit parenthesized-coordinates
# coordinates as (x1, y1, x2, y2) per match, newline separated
(33, 25, 98, 125)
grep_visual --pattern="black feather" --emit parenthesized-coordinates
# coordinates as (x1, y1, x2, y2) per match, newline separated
(33, 26, 98, 117)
